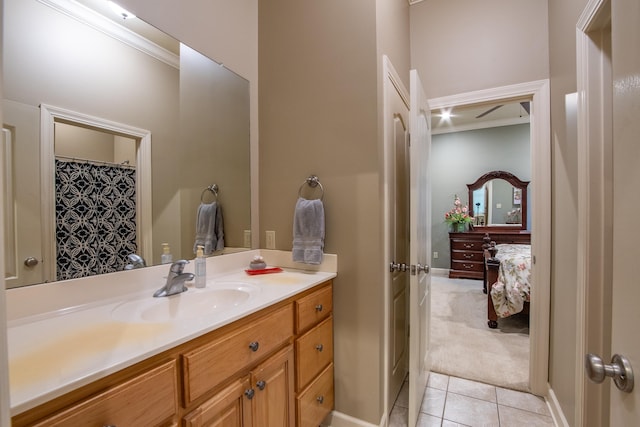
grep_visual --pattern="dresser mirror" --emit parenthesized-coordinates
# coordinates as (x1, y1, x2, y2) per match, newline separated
(467, 171, 529, 230)
(3, 0, 251, 288)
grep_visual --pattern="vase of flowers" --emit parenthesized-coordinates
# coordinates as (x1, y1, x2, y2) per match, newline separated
(444, 195, 473, 232)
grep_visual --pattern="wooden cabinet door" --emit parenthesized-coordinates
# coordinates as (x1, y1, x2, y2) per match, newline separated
(252, 345, 295, 427)
(183, 376, 253, 427)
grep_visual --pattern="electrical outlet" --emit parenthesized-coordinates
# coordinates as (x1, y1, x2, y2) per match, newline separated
(496, 203, 502, 209)
(265, 231, 276, 249)
(243, 230, 251, 248)
(433, 251, 439, 259)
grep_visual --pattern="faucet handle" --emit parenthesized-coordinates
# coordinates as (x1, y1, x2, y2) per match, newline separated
(169, 260, 189, 274)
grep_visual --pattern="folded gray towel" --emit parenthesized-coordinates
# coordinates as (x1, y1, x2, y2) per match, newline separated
(194, 202, 224, 255)
(292, 197, 324, 265)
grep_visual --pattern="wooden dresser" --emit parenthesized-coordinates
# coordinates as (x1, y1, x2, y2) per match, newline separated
(449, 230, 531, 280)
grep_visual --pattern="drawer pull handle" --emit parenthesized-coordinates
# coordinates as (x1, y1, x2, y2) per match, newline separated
(249, 341, 260, 352)
(463, 264, 473, 269)
(245, 388, 255, 400)
(256, 380, 266, 390)
(315, 344, 324, 352)
(464, 254, 473, 259)
(315, 304, 323, 312)
(464, 244, 474, 249)
(317, 396, 324, 404)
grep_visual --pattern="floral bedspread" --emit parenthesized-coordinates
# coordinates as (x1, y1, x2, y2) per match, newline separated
(489, 244, 532, 318)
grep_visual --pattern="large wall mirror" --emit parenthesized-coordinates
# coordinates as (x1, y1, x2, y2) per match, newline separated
(2, 0, 251, 288)
(467, 170, 529, 230)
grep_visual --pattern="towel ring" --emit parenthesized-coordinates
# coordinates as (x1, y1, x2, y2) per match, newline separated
(200, 184, 219, 203)
(298, 175, 324, 201)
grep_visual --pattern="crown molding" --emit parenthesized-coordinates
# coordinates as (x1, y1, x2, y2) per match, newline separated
(37, 0, 179, 69)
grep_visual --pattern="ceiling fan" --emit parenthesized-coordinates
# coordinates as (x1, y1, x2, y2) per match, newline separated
(475, 101, 530, 119)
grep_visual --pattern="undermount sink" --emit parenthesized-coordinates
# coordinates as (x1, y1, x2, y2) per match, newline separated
(111, 281, 259, 322)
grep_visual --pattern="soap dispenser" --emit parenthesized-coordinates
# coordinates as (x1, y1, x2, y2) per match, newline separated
(161, 243, 173, 264)
(195, 245, 206, 288)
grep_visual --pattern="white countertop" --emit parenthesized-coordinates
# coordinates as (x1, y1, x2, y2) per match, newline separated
(6, 250, 337, 416)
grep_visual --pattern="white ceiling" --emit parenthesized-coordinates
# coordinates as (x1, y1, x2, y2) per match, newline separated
(431, 100, 531, 134)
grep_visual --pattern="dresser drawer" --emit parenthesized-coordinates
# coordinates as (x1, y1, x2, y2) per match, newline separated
(182, 304, 294, 404)
(451, 260, 484, 273)
(451, 250, 484, 262)
(296, 316, 333, 390)
(296, 362, 334, 427)
(295, 282, 332, 333)
(450, 240, 484, 251)
(32, 361, 177, 427)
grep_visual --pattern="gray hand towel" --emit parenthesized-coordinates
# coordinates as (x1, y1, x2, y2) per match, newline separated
(292, 197, 325, 265)
(194, 202, 225, 255)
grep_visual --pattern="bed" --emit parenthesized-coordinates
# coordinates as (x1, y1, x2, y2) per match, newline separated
(484, 241, 532, 329)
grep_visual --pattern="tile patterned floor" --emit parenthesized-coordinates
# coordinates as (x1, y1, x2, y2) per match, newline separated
(390, 372, 555, 427)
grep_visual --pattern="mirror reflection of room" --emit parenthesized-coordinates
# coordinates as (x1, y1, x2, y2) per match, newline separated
(2, 0, 251, 288)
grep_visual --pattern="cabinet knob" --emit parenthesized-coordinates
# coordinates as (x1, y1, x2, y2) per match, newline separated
(256, 380, 266, 390)
(248, 341, 259, 352)
(315, 304, 323, 312)
(315, 344, 324, 352)
(316, 396, 324, 404)
(245, 388, 255, 400)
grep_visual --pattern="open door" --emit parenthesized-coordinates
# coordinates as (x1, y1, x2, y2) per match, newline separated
(407, 70, 431, 426)
(578, 0, 640, 424)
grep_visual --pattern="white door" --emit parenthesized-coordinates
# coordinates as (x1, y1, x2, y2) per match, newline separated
(608, 0, 640, 421)
(2, 102, 44, 288)
(407, 69, 431, 426)
(579, 0, 640, 423)
(384, 56, 411, 410)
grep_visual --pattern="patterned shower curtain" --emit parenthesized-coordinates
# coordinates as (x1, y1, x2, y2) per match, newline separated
(55, 160, 137, 280)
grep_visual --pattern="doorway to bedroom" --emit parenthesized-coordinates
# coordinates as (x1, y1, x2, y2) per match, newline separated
(426, 81, 551, 397)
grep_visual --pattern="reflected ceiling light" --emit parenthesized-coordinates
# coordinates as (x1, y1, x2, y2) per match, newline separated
(107, 1, 136, 20)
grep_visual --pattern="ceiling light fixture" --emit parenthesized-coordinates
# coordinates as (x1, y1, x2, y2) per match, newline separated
(107, 1, 136, 20)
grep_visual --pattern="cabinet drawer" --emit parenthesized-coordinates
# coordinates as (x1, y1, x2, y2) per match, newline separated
(296, 362, 334, 427)
(451, 260, 483, 273)
(295, 283, 332, 333)
(451, 250, 484, 262)
(296, 316, 333, 390)
(32, 360, 177, 427)
(183, 304, 294, 404)
(451, 240, 483, 251)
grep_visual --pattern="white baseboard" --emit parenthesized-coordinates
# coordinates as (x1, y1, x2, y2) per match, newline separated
(431, 267, 449, 277)
(546, 385, 570, 427)
(322, 410, 384, 427)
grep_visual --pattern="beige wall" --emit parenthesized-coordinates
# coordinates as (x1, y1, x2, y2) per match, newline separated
(0, 2, 10, 424)
(410, 0, 549, 99)
(118, 0, 260, 246)
(259, 0, 394, 422)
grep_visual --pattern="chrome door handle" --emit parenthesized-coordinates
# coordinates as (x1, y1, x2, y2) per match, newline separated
(389, 262, 408, 272)
(24, 257, 39, 267)
(585, 353, 634, 392)
(410, 264, 430, 275)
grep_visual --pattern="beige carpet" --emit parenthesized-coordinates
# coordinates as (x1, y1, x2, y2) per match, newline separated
(429, 275, 530, 392)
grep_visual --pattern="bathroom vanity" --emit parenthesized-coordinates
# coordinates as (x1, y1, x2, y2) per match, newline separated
(7, 251, 336, 427)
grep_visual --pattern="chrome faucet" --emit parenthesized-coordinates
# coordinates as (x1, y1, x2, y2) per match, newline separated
(124, 253, 147, 270)
(153, 260, 194, 297)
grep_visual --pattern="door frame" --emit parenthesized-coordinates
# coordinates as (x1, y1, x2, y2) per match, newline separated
(40, 104, 153, 282)
(428, 79, 551, 397)
(575, 0, 612, 424)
